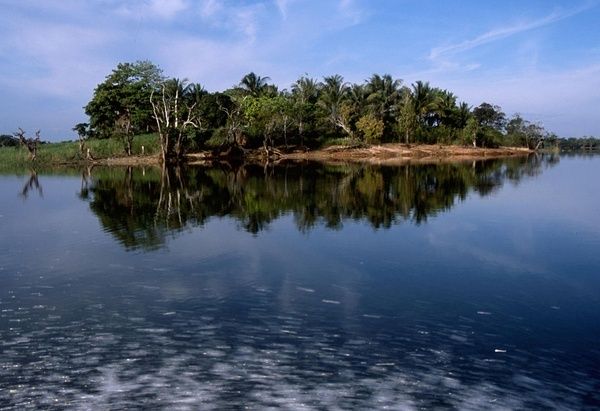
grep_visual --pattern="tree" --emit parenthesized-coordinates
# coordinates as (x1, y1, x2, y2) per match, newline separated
(238, 72, 272, 97)
(150, 78, 203, 163)
(356, 113, 384, 144)
(291, 75, 319, 146)
(506, 114, 546, 150)
(472, 102, 506, 131)
(365, 74, 402, 136)
(412, 81, 437, 126)
(318, 75, 354, 138)
(398, 92, 418, 144)
(243, 95, 292, 152)
(0, 134, 19, 147)
(14, 128, 40, 160)
(217, 94, 247, 147)
(85, 61, 163, 142)
(72, 122, 92, 159)
(462, 117, 479, 147)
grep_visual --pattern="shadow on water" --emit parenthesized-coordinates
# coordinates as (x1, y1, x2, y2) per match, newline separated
(74, 154, 559, 250)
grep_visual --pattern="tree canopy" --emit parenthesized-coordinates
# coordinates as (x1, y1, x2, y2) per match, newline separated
(81, 60, 565, 160)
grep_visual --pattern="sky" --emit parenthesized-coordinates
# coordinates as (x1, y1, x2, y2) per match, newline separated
(0, 0, 599, 141)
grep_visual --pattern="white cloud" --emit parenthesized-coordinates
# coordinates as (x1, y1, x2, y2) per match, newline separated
(429, 4, 594, 61)
(275, 0, 292, 19)
(115, 0, 189, 20)
(148, 0, 188, 19)
(199, 0, 222, 18)
(338, 0, 366, 26)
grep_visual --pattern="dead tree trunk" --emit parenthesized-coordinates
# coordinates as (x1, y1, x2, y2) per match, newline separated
(14, 128, 40, 161)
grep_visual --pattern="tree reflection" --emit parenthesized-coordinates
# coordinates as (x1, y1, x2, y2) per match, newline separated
(80, 155, 558, 250)
(19, 170, 43, 200)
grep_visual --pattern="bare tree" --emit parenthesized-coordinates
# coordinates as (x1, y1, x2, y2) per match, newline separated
(115, 112, 134, 156)
(14, 128, 41, 160)
(218, 99, 246, 148)
(150, 79, 202, 163)
(73, 123, 94, 160)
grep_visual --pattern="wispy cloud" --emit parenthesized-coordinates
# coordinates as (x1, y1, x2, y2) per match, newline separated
(149, 0, 189, 19)
(338, 0, 367, 26)
(116, 0, 189, 20)
(274, 0, 292, 19)
(429, 4, 594, 60)
(199, 0, 222, 18)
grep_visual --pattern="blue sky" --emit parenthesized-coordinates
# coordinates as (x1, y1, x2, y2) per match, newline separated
(1, 0, 599, 140)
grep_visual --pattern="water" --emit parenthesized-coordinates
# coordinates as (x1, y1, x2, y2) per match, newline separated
(1, 155, 599, 409)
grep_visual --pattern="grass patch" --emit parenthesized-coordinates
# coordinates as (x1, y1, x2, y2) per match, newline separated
(0, 134, 160, 170)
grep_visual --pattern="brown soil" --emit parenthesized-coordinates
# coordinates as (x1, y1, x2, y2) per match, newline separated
(89, 155, 161, 166)
(280, 143, 532, 165)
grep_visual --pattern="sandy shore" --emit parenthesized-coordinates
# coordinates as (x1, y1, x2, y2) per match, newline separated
(280, 143, 532, 165)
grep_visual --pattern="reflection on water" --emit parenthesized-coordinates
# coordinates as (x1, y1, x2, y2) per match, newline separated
(19, 170, 43, 200)
(2, 154, 600, 410)
(83, 155, 557, 250)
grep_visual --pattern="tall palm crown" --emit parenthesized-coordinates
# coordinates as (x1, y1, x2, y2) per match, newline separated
(318, 74, 349, 120)
(291, 76, 319, 104)
(412, 81, 437, 120)
(365, 74, 402, 120)
(239, 72, 271, 97)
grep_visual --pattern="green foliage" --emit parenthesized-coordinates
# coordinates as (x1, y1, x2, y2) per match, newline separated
(237, 72, 273, 97)
(242, 95, 293, 147)
(505, 114, 546, 149)
(78, 61, 558, 151)
(85, 61, 163, 139)
(398, 93, 418, 144)
(473, 102, 506, 131)
(356, 113, 384, 143)
(462, 117, 479, 146)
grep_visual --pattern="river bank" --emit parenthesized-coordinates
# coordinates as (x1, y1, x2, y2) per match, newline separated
(187, 143, 532, 166)
(1, 142, 533, 170)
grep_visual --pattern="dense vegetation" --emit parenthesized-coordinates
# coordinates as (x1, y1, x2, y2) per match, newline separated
(79, 60, 560, 162)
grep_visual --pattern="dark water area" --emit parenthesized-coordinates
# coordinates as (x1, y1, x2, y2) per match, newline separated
(1, 155, 599, 409)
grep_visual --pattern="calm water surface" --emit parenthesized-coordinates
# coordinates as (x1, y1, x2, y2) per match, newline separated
(1, 155, 599, 410)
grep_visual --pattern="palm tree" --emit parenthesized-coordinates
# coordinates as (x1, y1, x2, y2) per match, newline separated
(365, 74, 402, 123)
(433, 89, 457, 127)
(184, 83, 207, 105)
(412, 81, 436, 123)
(318, 75, 348, 123)
(239, 72, 271, 97)
(318, 75, 353, 137)
(455, 102, 471, 129)
(348, 83, 367, 113)
(291, 75, 319, 145)
(291, 75, 318, 103)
